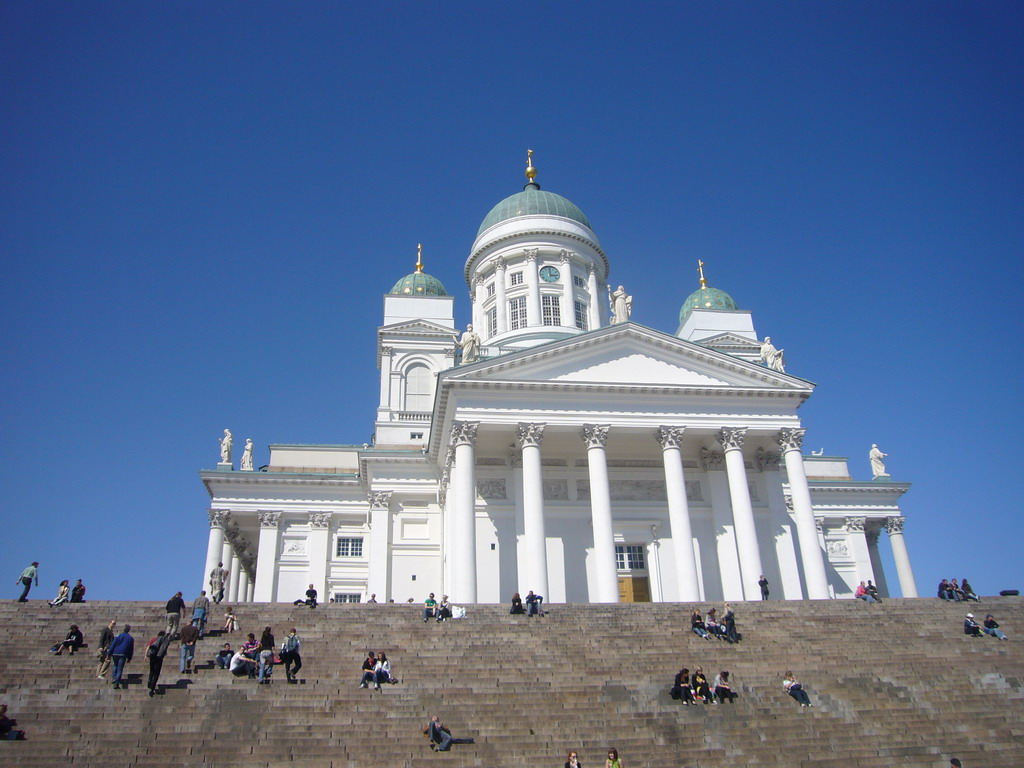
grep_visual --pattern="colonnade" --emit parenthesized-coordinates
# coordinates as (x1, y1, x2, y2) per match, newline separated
(443, 420, 920, 604)
(201, 510, 255, 603)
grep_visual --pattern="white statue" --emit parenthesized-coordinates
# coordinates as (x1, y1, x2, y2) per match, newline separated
(240, 438, 254, 471)
(869, 444, 889, 477)
(760, 336, 786, 372)
(454, 324, 481, 364)
(609, 285, 632, 324)
(219, 429, 233, 465)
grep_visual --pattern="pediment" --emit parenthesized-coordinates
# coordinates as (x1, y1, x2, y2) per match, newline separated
(444, 324, 811, 392)
(378, 319, 454, 336)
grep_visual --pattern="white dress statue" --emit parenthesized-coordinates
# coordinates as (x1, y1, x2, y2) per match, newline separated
(455, 324, 481, 364)
(240, 438, 254, 471)
(869, 444, 889, 477)
(610, 285, 632, 324)
(219, 429, 233, 466)
(760, 337, 786, 372)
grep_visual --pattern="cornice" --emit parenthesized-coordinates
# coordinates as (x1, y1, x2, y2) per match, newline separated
(466, 226, 609, 283)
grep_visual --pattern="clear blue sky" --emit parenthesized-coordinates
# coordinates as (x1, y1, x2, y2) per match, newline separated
(2, 3, 1021, 601)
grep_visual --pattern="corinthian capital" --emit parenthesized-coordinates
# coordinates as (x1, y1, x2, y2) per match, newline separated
(716, 427, 747, 451)
(308, 512, 333, 529)
(655, 426, 685, 450)
(581, 424, 610, 449)
(367, 491, 392, 511)
(516, 422, 546, 449)
(775, 428, 806, 452)
(208, 510, 231, 529)
(845, 516, 866, 533)
(524, 248, 539, 263)
(257, 511, 281, 529)
(884, 516, 905, 535)
(450, 421, 479, 448)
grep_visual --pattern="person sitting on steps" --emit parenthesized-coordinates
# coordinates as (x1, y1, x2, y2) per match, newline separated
(359, 651, 377, 688)
(692, 667, 714, 703)
(671, 667, 695, 705)
(691, 609, 710, 640)
(509, 592, 525, 615)
(422, 593, 437, 622)
(53, 624, 83, 655)
(983, 614, 1008, 640)
(373, 651, 391, 690)
(960, 579, 980, 602)
(422, 715, 474, 751)
(855, 581, 878, 603)
(865, 581, 882, 603)
(293, 584, 317, 608)
(714, 670, 737, 703)
(525, 590, 544, 616)
(48, 580, 70, 607)
(435, 595, 452, 622)
(783, 670, 812, 708)
(215, 643, 234, 669)
(964, 613, 983, 637)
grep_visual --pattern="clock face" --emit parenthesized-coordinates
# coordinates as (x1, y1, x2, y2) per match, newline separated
(539, 266, 560, 283)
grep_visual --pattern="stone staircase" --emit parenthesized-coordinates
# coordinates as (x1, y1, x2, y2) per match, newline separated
(1, 597, 1021, 767)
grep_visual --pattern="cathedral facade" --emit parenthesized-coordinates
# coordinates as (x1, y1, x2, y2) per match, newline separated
(199, 158, 918, 605)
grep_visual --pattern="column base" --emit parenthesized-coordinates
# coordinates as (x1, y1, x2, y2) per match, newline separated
(217, 463, 233, 471)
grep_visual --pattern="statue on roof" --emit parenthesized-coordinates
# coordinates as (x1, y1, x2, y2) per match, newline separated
(240, 438, 254, 471)
(219, 429, 233, 466)
(760, 336, 786, 373)
(454, 324, 481, 364)
(869, 444, 889, 478)
(610, 285, 632, 324)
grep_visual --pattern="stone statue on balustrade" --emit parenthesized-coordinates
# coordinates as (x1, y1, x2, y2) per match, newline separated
(219, 429, 233, 466)
(869, 444, 889, 478)
(454, 324, 481, 364)
(609, 285, 632, 324)
(760, 337, 786, 373)
(240, 438, 254, 471)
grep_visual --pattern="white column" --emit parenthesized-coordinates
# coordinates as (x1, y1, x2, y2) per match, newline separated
(583, 424, 619, 603)
(866, 527, 890, 597)
(246, 572, 255, 602)
(253, 512, 281, 602)
(845, 516, 873, 588)
(471, 277, 484, 333)
(524, 249, 541, 327)
(367, 491, 393, 600)
(648, 524, 664, 602)
(586, 264, 601, 330)
(220, 539, 233, 595)
(379, 346, 393, 409)
(656, 427, 700, 601)
(707, 465, 743, 601)
(308, 512, 332, 599)
(517, 423, 549, 598)
(885, 517, 918, 597)
(237, 569, 249, 604)
(450, 421, 479, 603)
(559, 251, 575, 328)
(203, 510, 229, 595)
(495, 259, 508, 335)
(776, 429, 830, 599)
(228, 552, 241, 603)
(717, 428, 763, 600)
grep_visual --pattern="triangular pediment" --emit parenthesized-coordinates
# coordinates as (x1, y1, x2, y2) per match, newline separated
(378, 319, 454, 336)
(443, 323, 812, 391)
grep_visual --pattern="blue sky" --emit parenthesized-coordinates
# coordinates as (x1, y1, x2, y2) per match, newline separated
(2, 3, 1021, 601)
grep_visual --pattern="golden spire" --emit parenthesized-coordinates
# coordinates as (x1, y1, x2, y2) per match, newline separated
(698, 259, 707, 289)
(415, 243, 424, 273)
(525, 148, 537, 183)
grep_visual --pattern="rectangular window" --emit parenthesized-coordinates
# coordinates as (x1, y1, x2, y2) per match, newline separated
(333, 593, 361, 603)
(509, 296, 527, 330)
(487, 307, 497, 337)
(486, 283, 495, 297)
(615, 545, 646, 571)
(542, 294, 561, 326)
(336, 537, 364, 558)
(509, 272, 524, 286)
(573, 274, 585, 288)
(574, 300, 589, 331)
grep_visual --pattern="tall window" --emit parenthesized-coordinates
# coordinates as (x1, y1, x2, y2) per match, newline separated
(574, 300, 589, 331)
(405, 365, 433, 411)
(486, 283, 495, 297)
(542, 294, 561, 326)
(509, 272, 524, 286)
(615, 545, 646, 571)
(486, 307, 497, 337)
(509, 296, 527, 330)
(573, 274, 585, 288)
(336, 537, 364, 557)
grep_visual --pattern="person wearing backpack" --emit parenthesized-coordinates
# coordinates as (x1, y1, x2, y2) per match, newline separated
(145, 630, 173, 697)
(280, 628, 302, 683)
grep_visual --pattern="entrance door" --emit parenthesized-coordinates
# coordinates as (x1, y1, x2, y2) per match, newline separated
(618, 575, 651, 603)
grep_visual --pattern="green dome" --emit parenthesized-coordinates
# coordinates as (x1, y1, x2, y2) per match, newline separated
(389, 270, 448, 296)
(477, 184, 592, 237)
(679, 285, 738, 323)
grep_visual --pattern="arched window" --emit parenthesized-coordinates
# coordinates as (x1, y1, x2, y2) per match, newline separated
(405, 364, 434, 412)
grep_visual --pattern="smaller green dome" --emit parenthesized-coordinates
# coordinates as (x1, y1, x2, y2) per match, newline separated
(389, 270, 448, 296)
(679, 285, 738, 323)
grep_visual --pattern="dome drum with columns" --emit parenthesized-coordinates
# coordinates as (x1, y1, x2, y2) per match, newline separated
(198, 153, 918, 606)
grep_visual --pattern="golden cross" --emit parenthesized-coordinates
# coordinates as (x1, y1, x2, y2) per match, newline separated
(416, 243, 423, 272)
(698, 259, 707, 288)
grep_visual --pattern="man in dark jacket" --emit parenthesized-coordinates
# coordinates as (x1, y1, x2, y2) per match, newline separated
(96, 619, 116, 681)
(179, 623, 200, 674)
(165, 592, 186, 637)
(108, 625, 134, 690)
(146, 631, 173, 696)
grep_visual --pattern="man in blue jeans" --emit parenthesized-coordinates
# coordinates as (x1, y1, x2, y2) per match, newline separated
(179, 623, 199, 673)
(15, 562, 39, 602)
(424, 716, 452, 751)
(108, 625, 134, 690)
(525, 590, 544, 616)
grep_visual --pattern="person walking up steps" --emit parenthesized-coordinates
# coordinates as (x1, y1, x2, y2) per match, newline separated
(15, 562, 39, 602)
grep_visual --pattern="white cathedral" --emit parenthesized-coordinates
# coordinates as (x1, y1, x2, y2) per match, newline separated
(199, 156, 919, 606)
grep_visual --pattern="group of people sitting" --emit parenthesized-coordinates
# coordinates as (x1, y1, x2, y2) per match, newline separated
(963, 613, 1009, 640)
(422, 593, 453, 622)
(938, 578, 979, 602)
(358, 650, 396, 691)
(690, 606, 740, 643)
(671, 667, 737, 705)
(218, 627, 304, 683)
(854, 580, 883, 603)
(47, 579, 86, 607)
(509, 591, 544, 616)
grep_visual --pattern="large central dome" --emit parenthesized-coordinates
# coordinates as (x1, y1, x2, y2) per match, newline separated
(476, 185, 592, 237)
